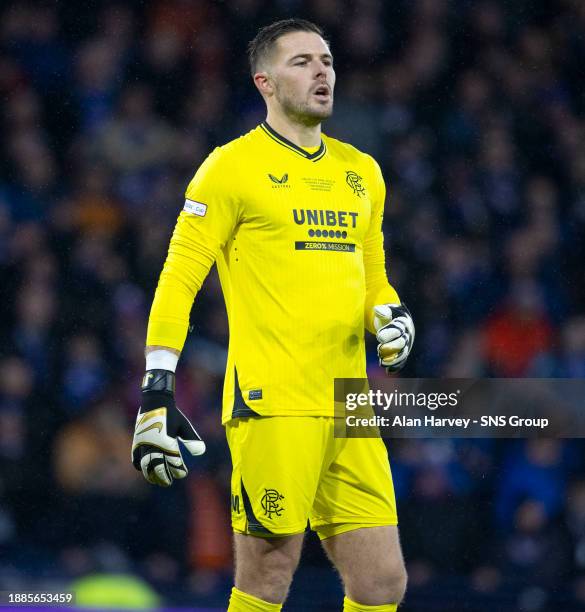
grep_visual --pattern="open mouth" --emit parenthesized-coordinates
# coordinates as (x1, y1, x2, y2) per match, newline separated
(313, 85, 330, 99)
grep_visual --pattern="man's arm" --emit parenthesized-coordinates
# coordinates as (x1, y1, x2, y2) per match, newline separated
(363, 156, 401, 335)
(147, 146, 242, 352)
(363, 157, 415, 372)
(132, 147, 241, 486)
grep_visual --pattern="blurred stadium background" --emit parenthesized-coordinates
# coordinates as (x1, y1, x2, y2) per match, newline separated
(1, 0, 585, 610)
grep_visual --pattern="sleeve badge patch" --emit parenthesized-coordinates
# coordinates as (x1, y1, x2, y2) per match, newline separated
(184, 199, 208, 216)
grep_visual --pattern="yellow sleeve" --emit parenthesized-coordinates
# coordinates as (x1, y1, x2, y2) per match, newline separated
(146, 147, 241, 351)
(363, 156, 400, 335)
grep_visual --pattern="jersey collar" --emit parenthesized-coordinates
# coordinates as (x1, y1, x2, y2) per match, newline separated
(260, 122, 327, 162)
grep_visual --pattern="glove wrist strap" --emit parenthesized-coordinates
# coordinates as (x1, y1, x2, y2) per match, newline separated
(142, 369, 175, 394)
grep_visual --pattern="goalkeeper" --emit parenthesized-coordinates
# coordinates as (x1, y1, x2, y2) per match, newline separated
(132, 18, 414, 612)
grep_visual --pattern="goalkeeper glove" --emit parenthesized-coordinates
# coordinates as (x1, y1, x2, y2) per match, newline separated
(374, 303, 415, 373)
(131, 369, 205, 487)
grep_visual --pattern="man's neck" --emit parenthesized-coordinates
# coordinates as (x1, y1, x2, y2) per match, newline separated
(265, 110, 322, 148)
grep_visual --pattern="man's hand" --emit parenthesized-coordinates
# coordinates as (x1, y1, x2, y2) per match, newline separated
(373, 304, 415, 373)
(131, 369, 205, 487)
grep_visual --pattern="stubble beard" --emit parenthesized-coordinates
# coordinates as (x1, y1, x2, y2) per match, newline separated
(277, 88, 333, 127)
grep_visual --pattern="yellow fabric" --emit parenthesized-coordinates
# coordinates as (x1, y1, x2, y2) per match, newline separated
(147, 123, 400, 423)
(343, 597, 397, 612)
(226, 416, 397, 536)
(228, 587, 282, 611)
(316, 521, 395, 541)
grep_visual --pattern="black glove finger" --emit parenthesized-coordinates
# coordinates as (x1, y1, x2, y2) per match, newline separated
(166, 453, 188, 479)
(141, 451, 172, 487)
(132, 444, 147, 471)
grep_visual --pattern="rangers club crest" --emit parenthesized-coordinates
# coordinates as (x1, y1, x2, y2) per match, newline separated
(261, 488, 285, 518)
(346, 170, 366, 197)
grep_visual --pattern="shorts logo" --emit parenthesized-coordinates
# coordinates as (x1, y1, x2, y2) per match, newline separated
(346, 170, 365, 197)
(184, 199, 207, 216)
(261, 488, 285, 518)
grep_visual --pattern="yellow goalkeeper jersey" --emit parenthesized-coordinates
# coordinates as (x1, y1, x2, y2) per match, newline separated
(147, 122, 400, 423)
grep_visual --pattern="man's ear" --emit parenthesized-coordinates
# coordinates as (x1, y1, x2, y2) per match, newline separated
(253, 71, 274, 98)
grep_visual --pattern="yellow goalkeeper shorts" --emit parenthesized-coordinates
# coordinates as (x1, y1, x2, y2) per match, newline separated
(225, 416, 397, 539)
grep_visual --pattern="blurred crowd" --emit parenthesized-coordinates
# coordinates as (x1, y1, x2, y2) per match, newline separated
(1, 0, 585, 610)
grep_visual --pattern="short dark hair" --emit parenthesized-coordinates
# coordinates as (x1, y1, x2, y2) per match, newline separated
(248, 19, 326, 76)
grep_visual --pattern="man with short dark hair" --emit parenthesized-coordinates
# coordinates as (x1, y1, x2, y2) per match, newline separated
(132, 18, 414, 612)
